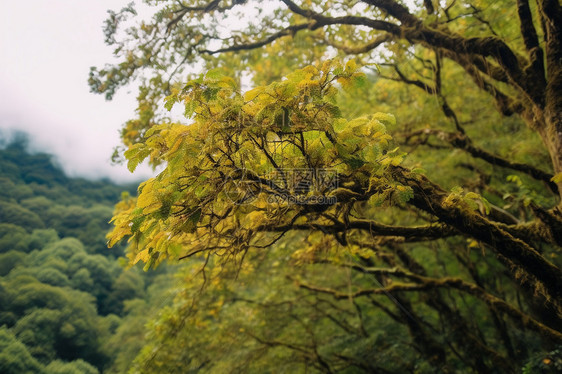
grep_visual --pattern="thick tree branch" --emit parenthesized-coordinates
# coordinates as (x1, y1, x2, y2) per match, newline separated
(359, 0, 533, 99)
(361, 0, 419, 26)
(390, 166, 562, 306)
(201, 23, 312, 54)
(321, 34, 391, 54)
(176, 0, 537, 108)
(285, 0, 540, 108)
(423, 0, 434, 14)
(256, 220, 456, 242)
(517, 0, 546, 98)
(279, 0, 401, 33)
(537, 0, 562, 122)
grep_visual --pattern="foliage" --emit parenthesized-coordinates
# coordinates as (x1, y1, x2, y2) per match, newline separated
(93, 0, 562, 372)
(522, 346, 562, 374)
(0, 327, 45, 374)
(44, 359, 99, 374)
(0, 140, 176, 372)
(108, 60, 407, 268)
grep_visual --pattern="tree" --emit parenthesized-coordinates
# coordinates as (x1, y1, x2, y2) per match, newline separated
(44, 359, 99, 374)
(0, 143, 171, 372)
(0, 251, 27, 277)
(0, 201, 45, 230)
(0, 327, 45, 374)
(93, 1, 562, 372)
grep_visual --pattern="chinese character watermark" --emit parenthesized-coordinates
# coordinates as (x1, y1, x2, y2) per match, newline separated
(224, 167, 338, 205)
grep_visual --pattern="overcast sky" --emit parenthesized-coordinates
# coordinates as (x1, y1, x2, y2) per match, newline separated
(0, 0, 155, 183)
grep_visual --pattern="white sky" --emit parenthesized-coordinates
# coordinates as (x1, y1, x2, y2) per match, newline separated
(0, 0, 154, 183)
(0, 0, 409, 184)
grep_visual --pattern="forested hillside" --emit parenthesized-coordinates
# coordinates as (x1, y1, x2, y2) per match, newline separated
(0, 136, 175, 374)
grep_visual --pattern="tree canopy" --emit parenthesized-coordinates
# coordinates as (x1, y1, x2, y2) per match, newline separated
(0, 140, 178, 373)
(92, 1, 562, 372)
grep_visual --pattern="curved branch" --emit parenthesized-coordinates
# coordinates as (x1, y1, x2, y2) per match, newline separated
(201, 23, 312, 54)
(321, 34, 391, 55)
(402, 128, 558, 194)
(517, 0, 546, 89)
(175, 0, 534, 106)
(359, 0, 530, 96)
(256, 220, 456, 242)
(279, 0, 400, 33)
(362, 0, 419, 26)
(391, 166, 562, 305)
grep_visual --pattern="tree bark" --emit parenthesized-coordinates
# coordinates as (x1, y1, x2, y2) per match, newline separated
(540, 115, 562, 200)
(389, 166, 562, 318)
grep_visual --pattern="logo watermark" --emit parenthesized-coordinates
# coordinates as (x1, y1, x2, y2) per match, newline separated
(224, 167, 338, 205)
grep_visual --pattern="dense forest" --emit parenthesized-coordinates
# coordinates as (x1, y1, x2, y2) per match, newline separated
(0, 136, 179, 374)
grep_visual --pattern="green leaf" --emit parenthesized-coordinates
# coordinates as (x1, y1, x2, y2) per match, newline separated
(164, 94, 177, 111)
(205, 68, 225, 82)
(124, 144, 151, 172)
(395, 185, 414, 203)
(371, 113, 396, 128)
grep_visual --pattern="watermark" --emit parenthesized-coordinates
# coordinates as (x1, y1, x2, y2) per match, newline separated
(266, 194, 337, 205)
(223, 167, 338, 205)
(223, 168, 261, 204)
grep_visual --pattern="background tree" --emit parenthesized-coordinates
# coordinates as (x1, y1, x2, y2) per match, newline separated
(0, 327, 46, 374)
(93, 0, 562, 372)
